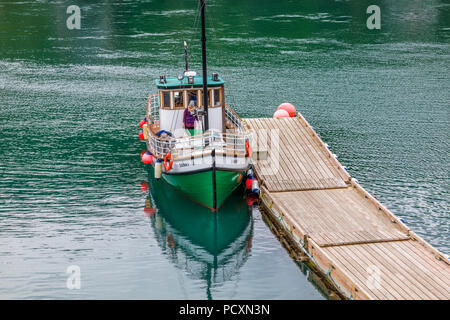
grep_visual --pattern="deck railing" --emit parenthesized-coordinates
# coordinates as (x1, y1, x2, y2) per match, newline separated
(146, 93, 160, 123)
(225, 104, 246, 132)
(145, 93, 251, 160)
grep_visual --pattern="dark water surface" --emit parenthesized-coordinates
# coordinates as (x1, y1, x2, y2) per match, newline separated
(0, 0, 448, 299)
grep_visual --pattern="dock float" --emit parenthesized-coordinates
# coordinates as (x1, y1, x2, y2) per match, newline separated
(245, 115, 449, 300)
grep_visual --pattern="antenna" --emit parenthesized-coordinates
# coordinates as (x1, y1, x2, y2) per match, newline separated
(184, 41, 189, 72)
(200, 0, 209, 131)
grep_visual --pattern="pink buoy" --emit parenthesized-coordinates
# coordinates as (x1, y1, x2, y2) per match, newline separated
(142, 151, 153, 164)
(273, 109, 290, 119)
(139, 131, 145, 140)
(140, 150, 146, 158)
(139, 119, 147, 129)
(277, 103, 296, 117)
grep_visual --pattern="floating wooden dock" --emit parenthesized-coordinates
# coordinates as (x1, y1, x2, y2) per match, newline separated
(245, 115, 450, 300)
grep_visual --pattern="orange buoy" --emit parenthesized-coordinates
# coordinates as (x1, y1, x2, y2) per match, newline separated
(139, 131, 145, 140)
(142, 151, 153, 164)
(277, 103, 296, 117)
(273, 109, 290, 119)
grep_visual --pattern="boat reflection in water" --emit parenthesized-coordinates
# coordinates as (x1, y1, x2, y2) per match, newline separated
(144, 171, 253, 299)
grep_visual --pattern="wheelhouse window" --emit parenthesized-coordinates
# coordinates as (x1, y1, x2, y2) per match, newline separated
(174, 91, 184, 109)
(199, 88, 222, 108)
(206, 88, 223, 107)
(162, 91, 171, 108)
(187, 90, 199, 107)
(213, 88, 221, 107)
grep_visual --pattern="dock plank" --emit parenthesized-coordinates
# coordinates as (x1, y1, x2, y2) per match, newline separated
(246, 117, 347, 192)
(246, 115, 450, 300)
(270, 187, 408, 246)
(324, 241, 450, 299)
(257, 117, 309, 191)
(265, 117, 309, 190)
(333, 243, 419, 299)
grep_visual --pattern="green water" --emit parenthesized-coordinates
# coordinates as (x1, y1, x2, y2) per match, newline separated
(0, 0, 448, 299)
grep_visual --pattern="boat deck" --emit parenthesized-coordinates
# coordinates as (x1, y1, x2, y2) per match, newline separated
(245, 116, 449, 300)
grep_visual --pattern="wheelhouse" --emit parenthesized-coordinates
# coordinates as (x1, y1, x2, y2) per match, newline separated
(155, 73, 226, 135)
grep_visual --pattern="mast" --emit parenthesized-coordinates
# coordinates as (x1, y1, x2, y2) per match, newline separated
(200, 0, 209, 131)
(184, 41, 189, 72)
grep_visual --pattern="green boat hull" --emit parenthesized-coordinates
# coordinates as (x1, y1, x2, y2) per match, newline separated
(162, 169, 245, 211)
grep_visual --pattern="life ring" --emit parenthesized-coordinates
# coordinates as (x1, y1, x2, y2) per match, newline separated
(164, 152, 173, 171)
(245, 140, 252, 158)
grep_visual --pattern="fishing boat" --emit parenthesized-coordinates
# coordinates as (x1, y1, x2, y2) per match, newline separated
(140, 0, 253, 211)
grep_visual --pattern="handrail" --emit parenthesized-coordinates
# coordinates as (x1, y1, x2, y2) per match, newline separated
(225, 104, 244, 122)
(145, 93, 251, 160)
(147, 93, 159, 124)
(225, 104, 247, 132)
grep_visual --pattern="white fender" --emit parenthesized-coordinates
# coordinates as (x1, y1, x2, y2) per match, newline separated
(251, 179, 260, 194)
(155, 161, 162, 179)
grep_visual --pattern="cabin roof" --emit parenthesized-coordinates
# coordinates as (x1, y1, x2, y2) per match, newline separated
(155, 75, 225, 89)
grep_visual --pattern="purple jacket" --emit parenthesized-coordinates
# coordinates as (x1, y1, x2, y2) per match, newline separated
(183, 108, 198, 128)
